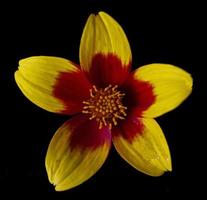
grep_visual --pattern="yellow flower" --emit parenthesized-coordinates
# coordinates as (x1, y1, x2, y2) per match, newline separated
(14, 11, 193, 191)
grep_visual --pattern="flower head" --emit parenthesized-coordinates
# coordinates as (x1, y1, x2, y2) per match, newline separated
(15, 12, 193, 191)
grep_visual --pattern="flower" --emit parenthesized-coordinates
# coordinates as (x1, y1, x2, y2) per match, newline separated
(14, 11, 193, 191)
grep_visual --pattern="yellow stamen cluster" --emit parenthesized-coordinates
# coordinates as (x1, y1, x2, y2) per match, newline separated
(82, 85, 127, 129)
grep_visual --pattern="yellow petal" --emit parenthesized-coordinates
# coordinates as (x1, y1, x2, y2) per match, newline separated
(113, 118, 171, 176)
(45, 115, 111, 191)
(15, 56, 91, 114)
(134, 64, 193, 118)
(79, 11, 132, 72)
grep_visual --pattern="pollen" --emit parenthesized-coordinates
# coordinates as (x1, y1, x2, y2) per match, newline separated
(82, 85, 127, 129)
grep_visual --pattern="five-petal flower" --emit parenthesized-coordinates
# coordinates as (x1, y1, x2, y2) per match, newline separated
(14, 11, 193, 191)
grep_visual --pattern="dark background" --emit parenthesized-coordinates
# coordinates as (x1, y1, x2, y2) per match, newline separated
(0, 0, 205, 198)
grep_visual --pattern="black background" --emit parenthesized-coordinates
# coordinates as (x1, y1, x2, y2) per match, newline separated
(0, 0, 205, 198)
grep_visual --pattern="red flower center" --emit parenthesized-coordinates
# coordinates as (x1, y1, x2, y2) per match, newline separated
(82, 85, 127, 129)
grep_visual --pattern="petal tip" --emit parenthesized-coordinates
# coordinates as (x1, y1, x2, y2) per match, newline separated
(54, 184, 71, 192)
(162, 156, 172, 174)
(98, 11, 108, 16)
(14, 70, 19, 81)
(54, 186, 63, 192)
(167, 160, 172, 172)
(188, 74, 193, 91)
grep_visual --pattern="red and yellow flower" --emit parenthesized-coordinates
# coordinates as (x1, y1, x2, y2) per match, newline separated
(15, 12, 193, 191)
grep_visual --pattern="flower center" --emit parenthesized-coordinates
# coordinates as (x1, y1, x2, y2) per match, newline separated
(82, 85, 127, 129)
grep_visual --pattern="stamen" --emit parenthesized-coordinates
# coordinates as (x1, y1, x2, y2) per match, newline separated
(90, 89, 94, 97)
(114, 113, 125, 119)
(93, 85, 98, 92)
(104, 84, 112, 91)
(89, 115, 96, 120)
(99, 121, 103, 129)
(102, 117, 107, 126)
(82, 110, 90, 114)
(112, 85, 118, 91)
(112, 117, 117, 126)
(83, 101, 90, 105)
